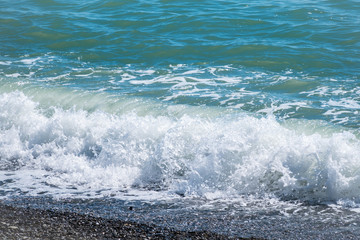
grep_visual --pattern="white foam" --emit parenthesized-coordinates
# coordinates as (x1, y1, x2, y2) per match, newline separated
(5, 73, 21, 78)
(20, 57, 41, 65)
(301, 86, 329, 96)
(327, 99, 360, 109)
(0, 61, 11, 65)
(1, 91, 360, 205)
(220, 88, 260, 105)
(182, 69, 205, 75)
(257, 101, 308, 115)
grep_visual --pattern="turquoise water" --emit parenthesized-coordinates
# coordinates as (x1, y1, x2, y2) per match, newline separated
(1, 0, 359, 127)
(1, 0, 360, 237)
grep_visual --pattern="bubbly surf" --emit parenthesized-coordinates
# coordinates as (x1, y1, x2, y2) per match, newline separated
(1, 90, 360, 206)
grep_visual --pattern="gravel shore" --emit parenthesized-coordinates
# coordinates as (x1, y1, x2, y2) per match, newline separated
(0, 203, 259, 239)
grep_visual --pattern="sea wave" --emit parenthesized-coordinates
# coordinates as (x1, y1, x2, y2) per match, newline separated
(1, 90, 360, 205)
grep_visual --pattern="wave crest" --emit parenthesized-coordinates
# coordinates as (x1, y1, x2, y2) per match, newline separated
(1, 91, 360, 204)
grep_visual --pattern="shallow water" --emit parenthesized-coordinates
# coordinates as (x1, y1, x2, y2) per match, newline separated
(1, 0, 360, 238)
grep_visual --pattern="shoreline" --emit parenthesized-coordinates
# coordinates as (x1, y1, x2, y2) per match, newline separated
(0, 203, 259, 239)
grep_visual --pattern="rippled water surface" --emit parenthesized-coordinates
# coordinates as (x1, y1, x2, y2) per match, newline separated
(1, 0, 360, 126)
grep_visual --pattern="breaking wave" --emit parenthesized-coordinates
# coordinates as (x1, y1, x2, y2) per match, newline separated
(1, 90, 360, 205)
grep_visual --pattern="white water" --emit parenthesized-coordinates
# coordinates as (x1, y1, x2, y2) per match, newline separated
(1, 90, 360, 206)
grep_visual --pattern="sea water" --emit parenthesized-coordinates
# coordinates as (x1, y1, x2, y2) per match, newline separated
(1, 0, 360, 238)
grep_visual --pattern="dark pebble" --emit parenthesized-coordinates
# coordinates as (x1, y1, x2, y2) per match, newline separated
(0, 203, 261, 239)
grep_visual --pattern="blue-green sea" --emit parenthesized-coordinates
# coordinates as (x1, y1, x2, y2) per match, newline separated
(1, 0, 360, 238)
